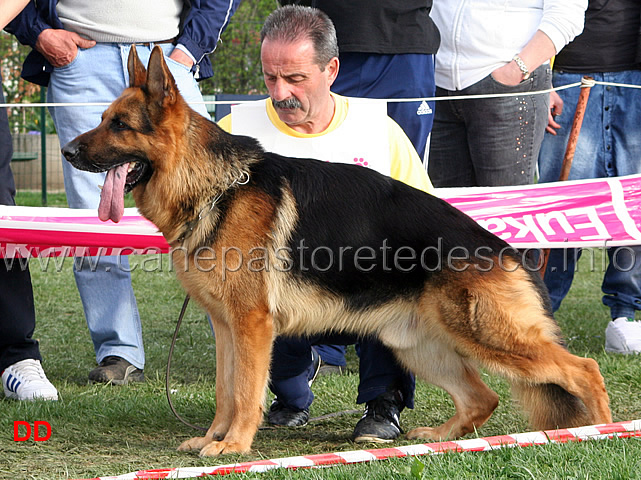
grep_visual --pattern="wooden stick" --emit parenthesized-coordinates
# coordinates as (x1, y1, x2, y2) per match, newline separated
(540, 76, 595, 278)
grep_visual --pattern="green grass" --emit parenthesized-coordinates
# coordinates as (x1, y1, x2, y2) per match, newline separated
(2, 242, 641, 478)
(15, 191, 69, 207)
(14, 190, 136, 208)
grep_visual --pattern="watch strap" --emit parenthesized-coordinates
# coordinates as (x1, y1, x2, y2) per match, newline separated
(512, 55, 530, 80)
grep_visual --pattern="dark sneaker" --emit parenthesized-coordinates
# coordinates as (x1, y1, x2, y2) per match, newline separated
(352, 389, 403, 443)
(267, 347, 321, 427)
(308, 347, 321, 386)
(318, 360, 344, 376)
(267, 400, 310, 427)
(88, 356, 145, 385)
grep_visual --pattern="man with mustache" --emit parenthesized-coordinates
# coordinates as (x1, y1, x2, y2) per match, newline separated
(218, 5, 433, 443)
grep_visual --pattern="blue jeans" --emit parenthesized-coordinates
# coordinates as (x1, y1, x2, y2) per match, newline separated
(428, 65, 551, 187)
(538, 70, 641, 317)
(48, 43, 210, 368)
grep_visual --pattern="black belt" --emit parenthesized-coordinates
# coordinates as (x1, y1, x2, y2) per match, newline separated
(134, 37, 176, 47)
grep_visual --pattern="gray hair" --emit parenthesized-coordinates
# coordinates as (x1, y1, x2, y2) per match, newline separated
(260, 5, 339, 70)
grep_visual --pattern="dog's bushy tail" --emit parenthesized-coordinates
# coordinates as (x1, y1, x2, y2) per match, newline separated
(511, 381, 591, 431)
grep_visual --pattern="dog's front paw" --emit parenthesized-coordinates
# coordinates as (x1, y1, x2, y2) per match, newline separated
(177, 436, 213, 452)
(199, 440, 251, 457)
(406, 426, 438, 441)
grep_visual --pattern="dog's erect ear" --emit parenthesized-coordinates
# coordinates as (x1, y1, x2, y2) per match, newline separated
(146, 45, 179, 107)
(127, 45, 147, 88)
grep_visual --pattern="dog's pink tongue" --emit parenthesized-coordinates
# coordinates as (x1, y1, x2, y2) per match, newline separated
(98, 163, 129, 223)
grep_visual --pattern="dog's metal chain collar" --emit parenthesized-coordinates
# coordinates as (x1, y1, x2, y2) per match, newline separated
(176, 170, 250, 245)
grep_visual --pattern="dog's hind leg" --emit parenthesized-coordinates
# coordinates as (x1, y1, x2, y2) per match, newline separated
(397, 341, 500, 441)
(458, 272, 611, 429)
(499, 342, 611, 430)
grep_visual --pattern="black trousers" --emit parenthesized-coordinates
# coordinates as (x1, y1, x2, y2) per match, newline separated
(0, 72, 40, 372)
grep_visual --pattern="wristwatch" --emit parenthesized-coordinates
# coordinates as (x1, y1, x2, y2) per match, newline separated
(512, 55, 530, 80)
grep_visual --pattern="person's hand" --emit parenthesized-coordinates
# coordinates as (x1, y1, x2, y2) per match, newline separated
(491, 60, 525, 87)
(35, 28, 96, 67)
(169, 48, 194, 69)
(546, 90, 564, 135)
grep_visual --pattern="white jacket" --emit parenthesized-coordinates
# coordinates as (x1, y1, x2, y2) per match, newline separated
(432, 0, 587, 91)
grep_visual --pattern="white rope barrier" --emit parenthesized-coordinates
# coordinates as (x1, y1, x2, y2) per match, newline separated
(1, 79, 639, 109)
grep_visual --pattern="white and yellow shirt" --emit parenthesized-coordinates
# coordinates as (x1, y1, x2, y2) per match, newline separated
(218, 93, 433, 194)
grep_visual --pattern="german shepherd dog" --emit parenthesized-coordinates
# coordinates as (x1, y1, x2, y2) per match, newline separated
(63, 46, 611, 457)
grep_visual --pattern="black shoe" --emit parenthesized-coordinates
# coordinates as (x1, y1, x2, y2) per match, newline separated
(267, 400, 310, 427)
(317, 360, 345, 376)
(267, 347, 321, 427)
(308, 346, 321, 386)
(352, 390, 403, 443)
(88, 356, 145, 385)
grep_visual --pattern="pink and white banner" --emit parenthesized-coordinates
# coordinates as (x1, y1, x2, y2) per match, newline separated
(0, 207, 168, 258)
(2, 175, 641, 258)
(439, 174, 641, 249)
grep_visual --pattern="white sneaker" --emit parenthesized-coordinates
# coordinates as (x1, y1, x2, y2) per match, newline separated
(2, 359, 59, 401)
(605, 317, 641, 354)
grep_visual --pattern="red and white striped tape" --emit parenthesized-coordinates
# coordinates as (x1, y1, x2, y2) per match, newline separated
(71, 419, 641, 479)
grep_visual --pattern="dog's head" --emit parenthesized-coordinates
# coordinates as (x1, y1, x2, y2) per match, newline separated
(62, 46, 185, 222)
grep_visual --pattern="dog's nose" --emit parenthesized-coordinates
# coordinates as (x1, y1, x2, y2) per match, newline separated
(61, 141, 79, 162)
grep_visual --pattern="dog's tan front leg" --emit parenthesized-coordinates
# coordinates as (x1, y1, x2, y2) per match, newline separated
(198, 307, 273, 456)
(177, 315, 235, 452)
(209, 317, 236, 437)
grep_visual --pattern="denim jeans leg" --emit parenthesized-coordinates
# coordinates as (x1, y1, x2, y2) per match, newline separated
(607, 70, 641, 177)
(538, 72, 600, 310)
(539, 71, 609, 182)
(539, 70, 641, 316)
(428, 87, 475, 187)
(603, 245, 641, 319)
(48, 44, 210, 369)
(601, 70, 641, 318)
(48, 44, 145, 368)
(543, 248, 581, 312)
(467, 66, 550, 186)
(431, 65, 550, 187)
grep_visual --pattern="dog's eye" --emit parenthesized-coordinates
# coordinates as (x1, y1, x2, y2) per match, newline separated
(112, 119, 130, 131)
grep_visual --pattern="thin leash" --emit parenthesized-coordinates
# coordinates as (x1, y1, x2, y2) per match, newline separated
(165, 295, 361, 432)
(165, 294, 207, 432)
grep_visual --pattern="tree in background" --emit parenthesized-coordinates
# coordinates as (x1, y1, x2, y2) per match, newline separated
(200, 0, 276, 96)
(0, 33, 49, 133)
